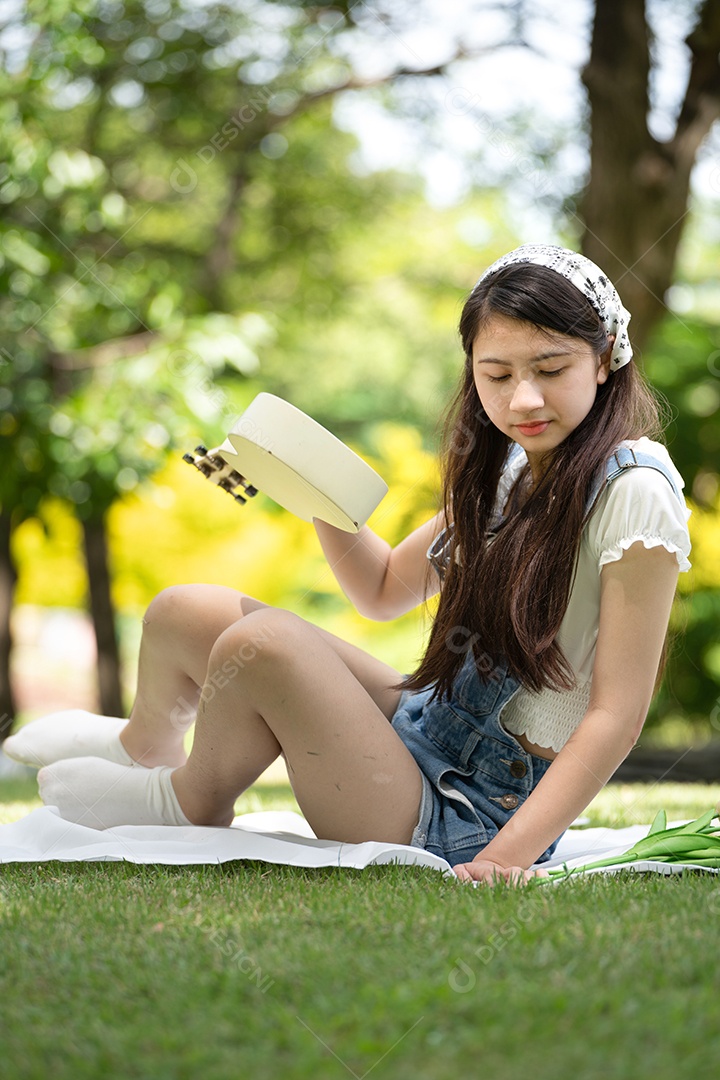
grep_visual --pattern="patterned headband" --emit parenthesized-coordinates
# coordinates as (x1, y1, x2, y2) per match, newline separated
(474, 244, 633, 371)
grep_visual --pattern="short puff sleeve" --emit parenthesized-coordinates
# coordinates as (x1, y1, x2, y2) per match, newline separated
(587, 467, 691, 573)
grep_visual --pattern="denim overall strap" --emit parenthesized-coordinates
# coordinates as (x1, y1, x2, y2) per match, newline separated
(429, 444, 683, 578)
(427, 441, 527, 579)
(586, 445, 683, 516)
(505, 440, 527, 469)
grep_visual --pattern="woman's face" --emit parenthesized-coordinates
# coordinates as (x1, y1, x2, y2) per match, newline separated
(472, 314, 611, 479)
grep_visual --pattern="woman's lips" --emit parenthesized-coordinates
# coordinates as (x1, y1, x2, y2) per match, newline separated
(516, 421, 550, 436)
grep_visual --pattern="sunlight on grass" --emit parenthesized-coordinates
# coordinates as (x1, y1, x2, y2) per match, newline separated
(581, 782, 720, 828)
(0, 773, 302, 826)
(1, 774, 718, 830)
(0, 779, 41, 825)
(0, 753, 302, 826)
(2, 768, 719, 1080)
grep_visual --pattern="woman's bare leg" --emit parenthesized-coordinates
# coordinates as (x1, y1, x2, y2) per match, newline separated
(120, 584, 248, 768)
(38, 604, 423, 841)
(120, 583, 405, 769)
(169, 607, 423, 844)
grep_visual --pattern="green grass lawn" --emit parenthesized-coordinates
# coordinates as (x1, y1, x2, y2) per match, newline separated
(2, 776, 720, 1080)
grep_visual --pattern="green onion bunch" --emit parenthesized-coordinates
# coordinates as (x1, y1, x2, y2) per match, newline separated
(546, 808, 720, 881)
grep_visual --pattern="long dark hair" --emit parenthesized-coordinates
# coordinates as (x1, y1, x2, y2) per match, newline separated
(401, 263, 664, 701)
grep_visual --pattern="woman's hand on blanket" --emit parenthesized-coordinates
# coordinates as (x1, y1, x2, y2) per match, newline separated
(452, 859, 548, 887)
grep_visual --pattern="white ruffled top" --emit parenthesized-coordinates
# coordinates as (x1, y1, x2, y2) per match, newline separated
(454, 438, 691, 753)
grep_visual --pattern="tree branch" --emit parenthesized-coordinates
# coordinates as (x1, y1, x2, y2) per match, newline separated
(670, 0, 720, 168)
(275, 45, 489, 126)
(49, 330, 160, 370)
(203, 167, 248, 309)
(202, 44, 486, 305)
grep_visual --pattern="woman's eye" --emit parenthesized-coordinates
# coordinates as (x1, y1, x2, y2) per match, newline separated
(484, 368, 564, 383)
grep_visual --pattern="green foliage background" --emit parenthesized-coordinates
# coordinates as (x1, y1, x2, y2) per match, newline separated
(2, 0, 719, 732)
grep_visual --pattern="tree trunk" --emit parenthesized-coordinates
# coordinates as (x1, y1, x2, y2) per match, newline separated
(0, 508, 17, 741)
(581, 0, 720, 354)
(204, 167, 247, 310)
(80, 514, 125, 718)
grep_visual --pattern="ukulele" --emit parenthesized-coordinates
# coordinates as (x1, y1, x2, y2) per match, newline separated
(183, 393, 388, 533)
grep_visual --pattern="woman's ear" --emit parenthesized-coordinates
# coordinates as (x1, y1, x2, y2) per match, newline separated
(596, 335, 615, 385)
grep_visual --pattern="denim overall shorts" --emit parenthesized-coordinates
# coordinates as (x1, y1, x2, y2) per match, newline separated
(390, 444, 683, 867)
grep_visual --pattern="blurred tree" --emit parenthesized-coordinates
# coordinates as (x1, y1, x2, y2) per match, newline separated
(646, 316, 720, 498)
(642, 311, 720, 728)
(581, 0, 720, 351)
(375, 0, 720, 356)
(0, 326, 267, 719)
(0, 0, 473, 730)
(0, 0, 718, 741)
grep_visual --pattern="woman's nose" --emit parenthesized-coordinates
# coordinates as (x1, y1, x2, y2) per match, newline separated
(509, 378, 544, 413)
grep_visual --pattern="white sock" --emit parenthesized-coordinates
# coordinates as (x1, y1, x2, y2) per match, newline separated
(38, 757, 192, 829)
(4, 710, 134, 769)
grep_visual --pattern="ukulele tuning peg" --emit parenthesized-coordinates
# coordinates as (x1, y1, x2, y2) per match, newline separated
(182, 444, 260, 508)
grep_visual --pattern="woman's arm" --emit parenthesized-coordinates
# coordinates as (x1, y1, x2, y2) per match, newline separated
(453, 541, 680, 883)
(313, 512, 445, 621)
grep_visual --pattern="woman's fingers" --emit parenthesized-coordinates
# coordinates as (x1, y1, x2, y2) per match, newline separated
(452, 859, 549, 886)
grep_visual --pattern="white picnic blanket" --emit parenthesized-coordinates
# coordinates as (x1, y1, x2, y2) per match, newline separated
(0, 806, 716, 878)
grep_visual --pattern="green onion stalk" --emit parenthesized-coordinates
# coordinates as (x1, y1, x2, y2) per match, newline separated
(545, 808, 720, 881)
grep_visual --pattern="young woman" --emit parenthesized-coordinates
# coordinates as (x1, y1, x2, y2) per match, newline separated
(6, 244, 691, 885)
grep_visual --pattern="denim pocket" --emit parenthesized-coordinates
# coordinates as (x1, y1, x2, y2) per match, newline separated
(427, 800, 492, 862)
(421, 703, 480, 774)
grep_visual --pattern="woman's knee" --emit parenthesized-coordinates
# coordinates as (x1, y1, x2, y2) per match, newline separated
(207, 608, 308, 675)
(143, 584, 268, 637)
(143, 584, 210, 630)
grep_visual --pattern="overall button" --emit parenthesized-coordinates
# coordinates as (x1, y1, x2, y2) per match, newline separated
(500, 793, 519, 810)
(509, 760, 527, 778)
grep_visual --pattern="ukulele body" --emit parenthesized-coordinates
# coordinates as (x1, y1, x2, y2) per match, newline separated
(184, 394, 388, 533)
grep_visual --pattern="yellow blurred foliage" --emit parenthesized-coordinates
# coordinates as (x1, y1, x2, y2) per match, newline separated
(11, 423, 442, 672)
(13, 422, 716, 675)
(13, 502, 87, 608)
(680, 496, 720, 592)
